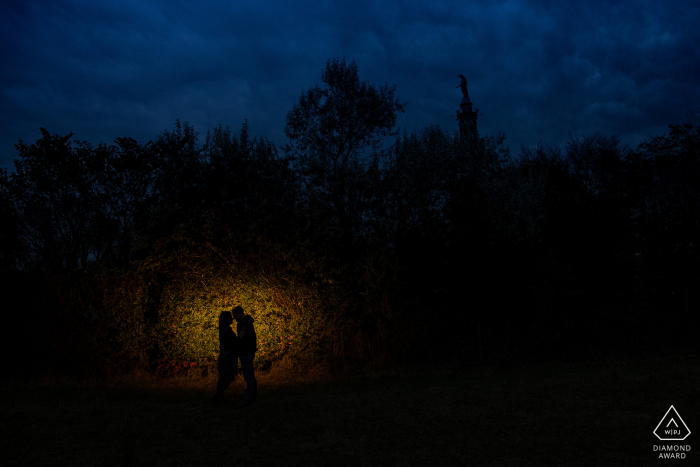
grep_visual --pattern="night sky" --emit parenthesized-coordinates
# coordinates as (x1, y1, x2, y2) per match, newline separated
(2, 0, 699, 170)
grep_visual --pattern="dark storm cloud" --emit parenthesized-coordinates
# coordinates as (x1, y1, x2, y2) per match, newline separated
(1, 0, 699, 169)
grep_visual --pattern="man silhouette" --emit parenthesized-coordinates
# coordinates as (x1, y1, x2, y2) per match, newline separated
(233, 306, 257, 405)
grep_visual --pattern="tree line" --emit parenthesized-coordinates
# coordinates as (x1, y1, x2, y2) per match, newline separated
(1, 57, 699, 378)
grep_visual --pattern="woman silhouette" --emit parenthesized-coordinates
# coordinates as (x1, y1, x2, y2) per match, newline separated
(212, 310, 238, 404)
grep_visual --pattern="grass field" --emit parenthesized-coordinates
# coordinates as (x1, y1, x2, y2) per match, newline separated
(2, 355, 698, 466)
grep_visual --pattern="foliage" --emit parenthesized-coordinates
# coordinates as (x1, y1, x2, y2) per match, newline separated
(0, 168, 26, 273)
(3, 61, 700, 378)
(6, 130, 101, 272)
(284, 57, 405, 258)
(2, 130, 155, 272)
(134, 224, 353, 369)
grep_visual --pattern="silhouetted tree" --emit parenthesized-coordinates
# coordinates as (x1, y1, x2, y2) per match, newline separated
(149, 120, 204, 236)
(7, 129, 103, 272)
(0, 168, 26, 273)
(91, 137, 156, 266)
(563, 133, 634, 300)
(201, 121, 298, 236)
(636, 111, 700, 318)
(283, 57, 405, 261)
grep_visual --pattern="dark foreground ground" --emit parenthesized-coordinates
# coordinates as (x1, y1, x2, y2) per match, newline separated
(2, 355, 698, 466)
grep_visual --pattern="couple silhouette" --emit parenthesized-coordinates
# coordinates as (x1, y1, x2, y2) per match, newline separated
(212, 306, 257, 406)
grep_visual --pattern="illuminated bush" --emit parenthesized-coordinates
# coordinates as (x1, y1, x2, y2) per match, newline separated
(136, 230, 349, 370)
(153, 275, 335, 367)
(24, 229, 354, 376)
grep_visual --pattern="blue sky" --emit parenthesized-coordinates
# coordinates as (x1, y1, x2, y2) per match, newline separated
(1, 0, 699, 169)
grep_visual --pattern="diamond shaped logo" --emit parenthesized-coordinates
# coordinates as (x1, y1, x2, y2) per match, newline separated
(654, 405, 691, 441)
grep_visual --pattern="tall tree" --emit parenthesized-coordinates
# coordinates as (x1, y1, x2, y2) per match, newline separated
(283, 57, 405, 258)
(149, 120, 203, 235)
(0, 168, 26, 273)
(636, 111, 700, 314)
(93, 137, 156, 266)
(201, 122, 297, 235)
(7, 129, 101, 272)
